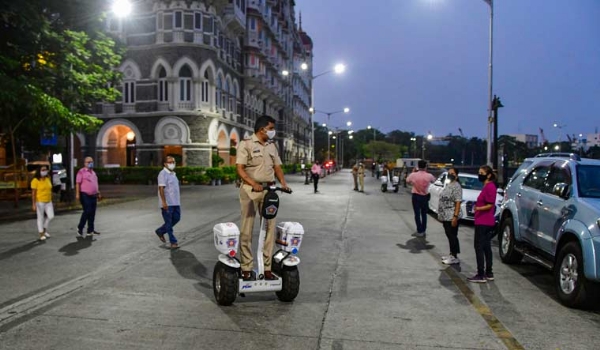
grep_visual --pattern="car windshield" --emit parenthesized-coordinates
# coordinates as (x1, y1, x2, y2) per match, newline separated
(577, 165, 600, 198)
(458, 175, 483, 190)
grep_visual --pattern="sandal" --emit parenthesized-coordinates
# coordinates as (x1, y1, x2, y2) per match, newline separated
(170, 243, 179, 249)
(155, 232, 166, 243)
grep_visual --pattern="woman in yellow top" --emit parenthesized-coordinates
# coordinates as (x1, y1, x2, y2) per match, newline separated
(31, 165, 54, 241)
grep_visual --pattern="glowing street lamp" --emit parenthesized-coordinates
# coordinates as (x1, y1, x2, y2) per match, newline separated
(112, 0, 132, 17)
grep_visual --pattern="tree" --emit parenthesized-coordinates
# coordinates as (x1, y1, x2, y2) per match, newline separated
(0, 0, 123, 203)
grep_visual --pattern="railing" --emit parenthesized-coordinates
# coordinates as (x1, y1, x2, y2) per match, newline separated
(177, 102, 194, 110)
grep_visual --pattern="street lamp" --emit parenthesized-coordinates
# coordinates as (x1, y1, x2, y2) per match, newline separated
(422, 132, 433, 160)
(553, 122, 566, 151)
(410, 137, 417, 158)
(112, 0, 132, 18)
(483, 0, 494, 167)
(304, 63, 346, 162)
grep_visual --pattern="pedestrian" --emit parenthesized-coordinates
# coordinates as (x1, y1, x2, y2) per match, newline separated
(402, 168, 408, 188)
(358, 163, 365, 192)
(31, 164, 54, 241)
(467, 165, 498, 283)
(371, 162, 376, 177)
(438, 167, 462, 265)
(406, 160, 435, 237)
(351, 164, 359, 191)
(236, 115, 291, 281)
(75, 156, 101, 237)
(377, 162, 384, 179)
(311, 160, 322, 193)
(155, 155, 181, 249)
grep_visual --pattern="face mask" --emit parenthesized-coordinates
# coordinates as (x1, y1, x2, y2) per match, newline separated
(478, 174, 487, 182)
(447, 174, 456, 181)
(87, 162, 94, 169)
(167, 163, 175, 171)
(40, 171, 48, 177)
(266, 129, 276, 139)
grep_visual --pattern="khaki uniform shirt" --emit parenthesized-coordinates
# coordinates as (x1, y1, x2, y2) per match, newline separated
(236, 134, 282, 183)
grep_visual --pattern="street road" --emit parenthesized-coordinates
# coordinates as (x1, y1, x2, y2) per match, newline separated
(1, 170, 599, 350)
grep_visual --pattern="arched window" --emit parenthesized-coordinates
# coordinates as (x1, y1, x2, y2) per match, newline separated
(202, 71, 209, 103)
(216, 76, 222, 108)
(224, 81, 230, 111)
(179, 65, 192, 101)
(158, 67, 168, 102)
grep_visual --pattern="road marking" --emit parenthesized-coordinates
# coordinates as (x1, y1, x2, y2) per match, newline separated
(443, 266, 525, 350)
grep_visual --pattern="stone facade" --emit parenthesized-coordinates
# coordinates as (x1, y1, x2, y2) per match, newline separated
(84, 0, 313, 167)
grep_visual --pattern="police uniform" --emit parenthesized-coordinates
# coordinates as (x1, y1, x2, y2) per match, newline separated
(358, 164, 365, 192)
(236, 134, 282, 274)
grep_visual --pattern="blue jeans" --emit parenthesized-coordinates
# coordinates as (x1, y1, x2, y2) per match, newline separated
(78, 193, 97, 233)
(156, 206, 180, 244)
(474, 225, 495, 275)
(412, 194, 429, 233)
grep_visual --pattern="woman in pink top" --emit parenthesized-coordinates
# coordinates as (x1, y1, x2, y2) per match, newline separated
(467, 165, 497, 283)
(311, 161, 322, 193)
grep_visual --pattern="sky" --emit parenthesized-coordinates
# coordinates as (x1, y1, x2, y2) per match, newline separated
(297, 0, 600, 143)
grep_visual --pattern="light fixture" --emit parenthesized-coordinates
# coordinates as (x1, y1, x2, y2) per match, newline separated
(112, 0, 132, 18)
(334, 64, 346, 74)
(126, 131, 135, 141)
(346, 121, 352, 127)
(301, 63, 308, 70)
(343, 107, 350, 113)
(282, 70, 289, 76)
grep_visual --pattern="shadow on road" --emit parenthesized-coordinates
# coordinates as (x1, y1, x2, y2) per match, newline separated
(396, 237, 435, 254)
(58, 237, 94, 256)
(0, 241, 44, 262)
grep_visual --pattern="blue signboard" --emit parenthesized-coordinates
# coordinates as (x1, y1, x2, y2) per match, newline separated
(41, 127, 58, 146)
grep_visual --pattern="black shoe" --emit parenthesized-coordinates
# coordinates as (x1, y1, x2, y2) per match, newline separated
(92, 231, 101, 235)
(264, 271, 278, 280)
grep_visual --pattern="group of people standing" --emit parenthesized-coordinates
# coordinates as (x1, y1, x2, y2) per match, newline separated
(406, 160, 498, 284)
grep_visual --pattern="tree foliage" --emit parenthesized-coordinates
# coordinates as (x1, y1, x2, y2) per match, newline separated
(0, 0, 123, 144)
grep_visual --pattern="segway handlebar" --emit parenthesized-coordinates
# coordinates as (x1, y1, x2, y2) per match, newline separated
(251, 185, 292, 194)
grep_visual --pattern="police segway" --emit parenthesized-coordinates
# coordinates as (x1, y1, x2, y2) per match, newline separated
(380, 170, 400, 193)
(212, 186, 303, 306)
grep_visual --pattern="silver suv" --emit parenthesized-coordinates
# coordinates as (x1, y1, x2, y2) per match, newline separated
(498, 154, 600, 308)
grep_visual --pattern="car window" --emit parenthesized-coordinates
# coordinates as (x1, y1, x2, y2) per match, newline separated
(577, 165, 600, 198)
(459, 176, 483, 190)
(509, 160, 533, 183)
(543, 162, 572, 195)
(522, 165, 551, 191)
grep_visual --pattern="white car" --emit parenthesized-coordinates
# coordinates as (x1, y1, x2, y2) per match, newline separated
(428, 172, 503, 221)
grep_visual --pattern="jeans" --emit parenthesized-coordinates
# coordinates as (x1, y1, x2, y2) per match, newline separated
(36, 202, 54, 233)
(412, 194, 429, 233)
(78, 193, 97, 233)
(312, 173, 319, 192)
(442, 221, 460, 257)
(156, 206, 180, 244)
(474, 225, 495, 275)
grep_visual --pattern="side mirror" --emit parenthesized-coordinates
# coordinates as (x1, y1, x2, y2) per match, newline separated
(553, 183, 570, 199)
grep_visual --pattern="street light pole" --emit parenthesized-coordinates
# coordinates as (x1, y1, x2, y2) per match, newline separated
(485, 0, 494, 167)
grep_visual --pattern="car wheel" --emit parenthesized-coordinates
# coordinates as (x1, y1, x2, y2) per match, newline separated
(554, 242, 598, 308)
(498, 217, 523, 264)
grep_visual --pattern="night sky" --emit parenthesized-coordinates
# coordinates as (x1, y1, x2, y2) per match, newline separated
(298, 0, 600, 143)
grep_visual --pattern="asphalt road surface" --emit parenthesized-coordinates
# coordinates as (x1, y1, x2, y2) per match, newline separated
(1, 170, 599, 350)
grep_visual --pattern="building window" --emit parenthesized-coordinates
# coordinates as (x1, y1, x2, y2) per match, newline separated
(202, 71, 209, 103)
(174, 11, 183, 29)
(194, 12, 202, 30)
(179, 65, 192, 101)
(216, 76, 222, 108)
(124, 81, 135, 103)
(223, 81, 229, 110)
(158, 67, 168, 102)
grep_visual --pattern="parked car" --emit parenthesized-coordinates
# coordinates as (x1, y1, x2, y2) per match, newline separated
(498, 153, 600, 308)
(428, 171, 503, 221)
(26, 161, 66, 189)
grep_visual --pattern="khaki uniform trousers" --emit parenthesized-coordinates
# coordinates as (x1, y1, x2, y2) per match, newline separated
(239, 184, 276, 272)
(358, 175, 364, 191)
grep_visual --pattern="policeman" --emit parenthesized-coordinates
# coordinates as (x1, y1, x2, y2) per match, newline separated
(236, 115, 291, 281)
(358, 163, 365, 192)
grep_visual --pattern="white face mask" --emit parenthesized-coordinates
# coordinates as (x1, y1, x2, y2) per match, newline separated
(40, 170, 48, 177)
(266, 130, 276, 139)
(167, 163, 175, 171)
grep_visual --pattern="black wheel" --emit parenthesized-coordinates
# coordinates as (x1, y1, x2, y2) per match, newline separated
(498, 217, 523, 264)
(554, 241, 598, 308)
(274, 264, 299, 302)
(393, 185, 399, 193)
(213, 261, 238, 306)
(381, 184, 387, 192)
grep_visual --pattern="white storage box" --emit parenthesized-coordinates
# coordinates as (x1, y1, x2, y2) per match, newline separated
(275, 222, 304, 252)
(214, 223, 240, 255)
